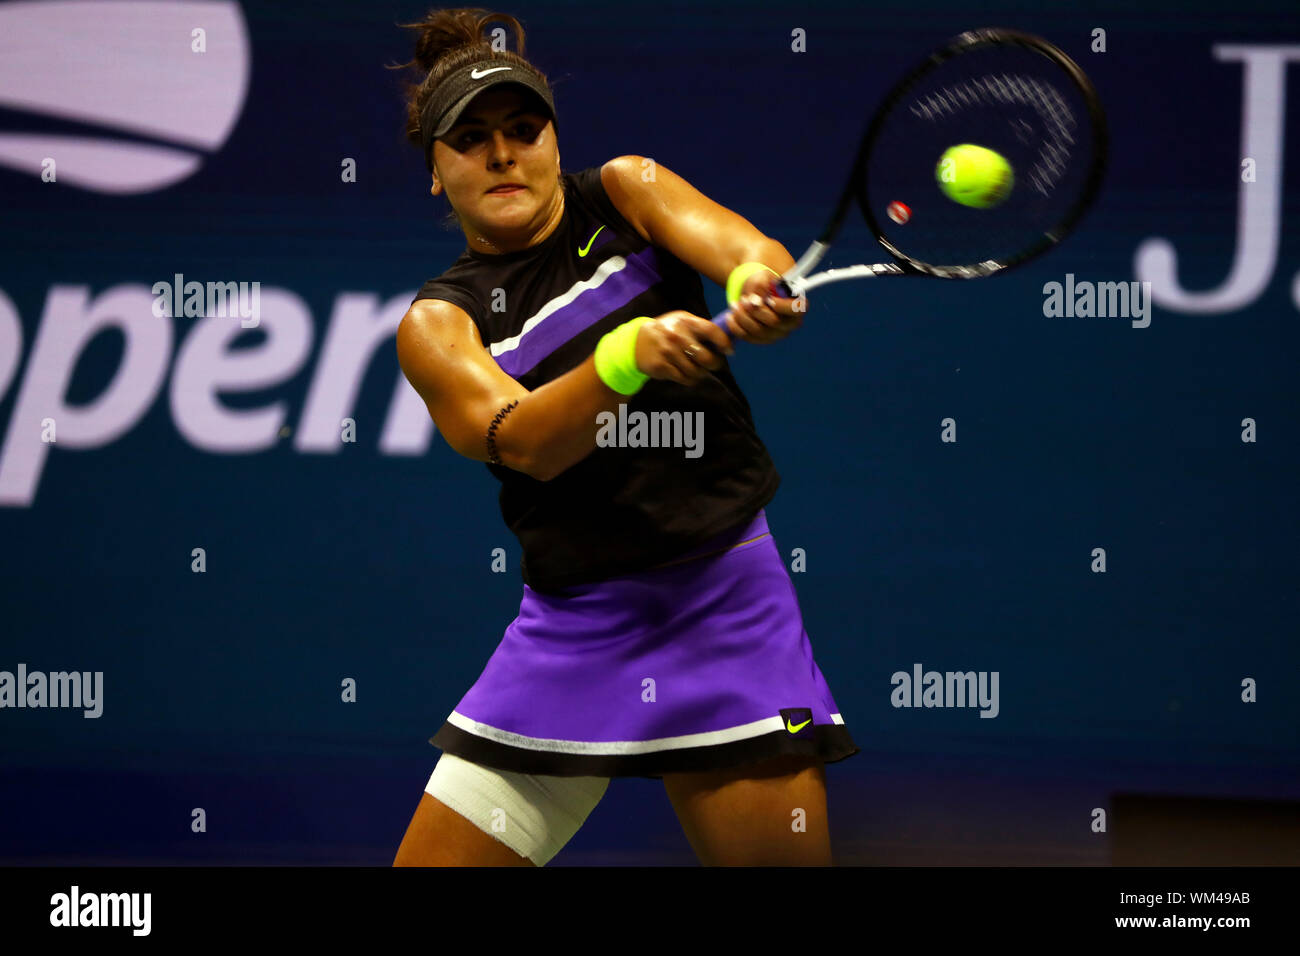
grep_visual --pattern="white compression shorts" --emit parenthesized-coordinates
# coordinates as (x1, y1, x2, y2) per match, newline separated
(425, 753, 610, 866)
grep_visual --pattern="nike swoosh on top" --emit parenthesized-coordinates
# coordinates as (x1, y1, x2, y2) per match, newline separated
(786, 718, 812, 734)
(470, 66, 512, 79)
(578, 226, 605, 257)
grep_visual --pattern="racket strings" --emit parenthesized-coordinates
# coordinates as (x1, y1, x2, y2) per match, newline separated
(861, 40, 1103, 272)
(907, 72, 1078, 196)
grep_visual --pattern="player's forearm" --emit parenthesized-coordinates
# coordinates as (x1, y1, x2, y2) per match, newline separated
(489, 353, 628, 482)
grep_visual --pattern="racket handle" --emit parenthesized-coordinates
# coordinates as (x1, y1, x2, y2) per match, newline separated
(711, 277, 797, 338)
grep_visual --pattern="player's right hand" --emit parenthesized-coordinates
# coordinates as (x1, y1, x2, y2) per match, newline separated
(636, 312, 734, 386)
(725, 274, 806, 345)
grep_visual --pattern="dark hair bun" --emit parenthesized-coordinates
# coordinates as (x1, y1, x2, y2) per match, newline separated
(391, 9, 551, 165)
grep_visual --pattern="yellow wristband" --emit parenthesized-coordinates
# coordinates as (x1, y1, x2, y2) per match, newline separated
(594, 316, 655, 395)
(726, 262, 781, 308)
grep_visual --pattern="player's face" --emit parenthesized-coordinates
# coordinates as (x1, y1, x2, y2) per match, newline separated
(430, 87, 559, 243)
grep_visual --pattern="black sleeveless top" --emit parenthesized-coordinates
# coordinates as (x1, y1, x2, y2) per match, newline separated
(412, 165, 780, 593)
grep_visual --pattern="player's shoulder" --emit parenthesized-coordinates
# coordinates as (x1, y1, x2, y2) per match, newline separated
(598, 154, 645, 183)
(597, 155, 650, 202)
(594, 156, 654, 243)
(407, 275, 486, 344)
(406, 294, 469, 320)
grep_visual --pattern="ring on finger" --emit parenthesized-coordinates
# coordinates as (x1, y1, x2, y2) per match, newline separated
(684, 344, 700, 360)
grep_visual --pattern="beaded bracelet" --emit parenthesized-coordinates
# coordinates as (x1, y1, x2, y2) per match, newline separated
(485, 399, 520, 466)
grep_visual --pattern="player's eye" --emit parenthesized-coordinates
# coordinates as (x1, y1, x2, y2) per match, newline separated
(455, 123, 536, 148)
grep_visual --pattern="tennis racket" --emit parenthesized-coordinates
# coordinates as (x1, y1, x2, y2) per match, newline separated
(713, 27, 1107, 336)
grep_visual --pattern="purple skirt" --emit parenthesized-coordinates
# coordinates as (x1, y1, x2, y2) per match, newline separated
(429, 509, 859, 778)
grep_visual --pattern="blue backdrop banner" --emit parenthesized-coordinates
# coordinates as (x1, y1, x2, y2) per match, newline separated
(1, 0, 1296, 866)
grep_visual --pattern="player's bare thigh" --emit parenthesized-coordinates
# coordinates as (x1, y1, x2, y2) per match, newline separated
(393, 792, 535, 867)
(662, 753, 832, 866)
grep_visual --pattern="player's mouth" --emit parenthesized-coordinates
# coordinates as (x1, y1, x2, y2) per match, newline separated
(486, 183, 526, 195)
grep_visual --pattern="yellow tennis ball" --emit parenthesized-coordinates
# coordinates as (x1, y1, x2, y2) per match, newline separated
(936, 144, 1014, 208)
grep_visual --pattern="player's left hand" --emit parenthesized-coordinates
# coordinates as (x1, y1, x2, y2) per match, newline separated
(722, 271, 806, 345)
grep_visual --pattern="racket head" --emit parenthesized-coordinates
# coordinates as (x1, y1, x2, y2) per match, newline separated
(851, 28, 1108, 278)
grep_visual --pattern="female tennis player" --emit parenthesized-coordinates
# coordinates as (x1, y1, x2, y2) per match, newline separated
(391, 8, 859, 867)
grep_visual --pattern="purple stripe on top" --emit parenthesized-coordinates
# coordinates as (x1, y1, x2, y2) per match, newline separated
(493, 246, 662, 378)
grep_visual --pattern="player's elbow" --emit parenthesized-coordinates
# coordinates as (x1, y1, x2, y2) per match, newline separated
(489, 426, 556, 482)
(474, 429, 551, 481)
(523, 453, 559, 482)
(518, 442, 584, 482)
(508, 451, 551, 481)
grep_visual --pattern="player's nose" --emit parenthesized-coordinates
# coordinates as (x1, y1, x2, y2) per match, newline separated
(487, 129, 515, 163)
